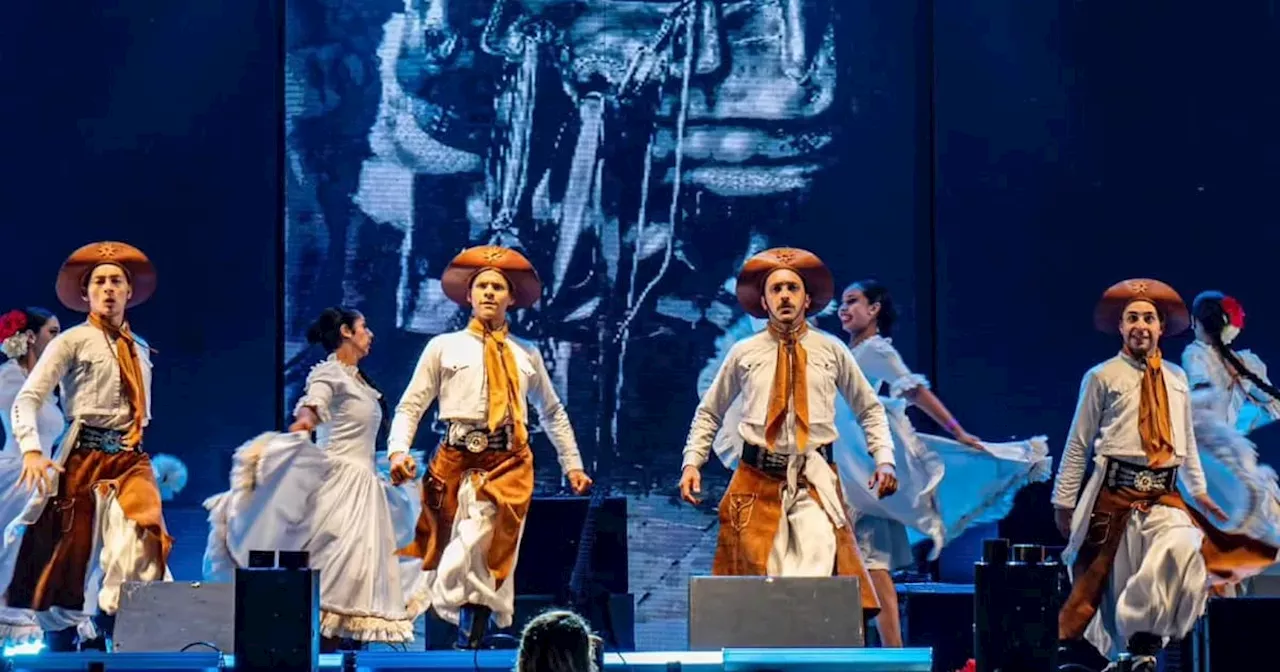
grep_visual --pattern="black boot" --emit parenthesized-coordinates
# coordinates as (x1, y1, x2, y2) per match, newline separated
(1058, 638, 1109, 671)
(79, 613, 116, 651)
(1123, 633, 1160, 671)
(455, 604, 492, 650)
(1102, 633, 1161, 672)
(424, 607, 452, 650)
(42, 627, 78, 653)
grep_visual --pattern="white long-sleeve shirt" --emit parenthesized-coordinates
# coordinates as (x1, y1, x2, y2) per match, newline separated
(1051, 352, 1207, 510)
(387, 329, 584, 475)
(10, 323, 152, 455)
(682, 328, 894, 469)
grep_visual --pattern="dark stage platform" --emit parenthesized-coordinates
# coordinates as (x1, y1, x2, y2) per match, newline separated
(0, 648, 934, 671)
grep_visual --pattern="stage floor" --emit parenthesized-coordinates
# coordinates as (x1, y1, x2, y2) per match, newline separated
(2, 648, 934, 671)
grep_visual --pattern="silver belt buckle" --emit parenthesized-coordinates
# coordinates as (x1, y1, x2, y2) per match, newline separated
(1132, 470, 1158, 492)
(464, 430, 488, 454)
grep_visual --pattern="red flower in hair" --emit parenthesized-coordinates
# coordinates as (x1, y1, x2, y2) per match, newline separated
(1221, 296, 1246, 329)
(0, 310, 28, 341)
(956, 660, 976, 672)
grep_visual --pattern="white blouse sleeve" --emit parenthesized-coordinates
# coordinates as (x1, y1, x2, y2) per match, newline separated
(863, 338, 929, 399)
(1237, 350, 1272, 385)
(1181, 344, 1215, 391)
(294, 361, 341, 424)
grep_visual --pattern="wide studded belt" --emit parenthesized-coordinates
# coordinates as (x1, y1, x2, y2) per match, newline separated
(741, 443, 832, 482)
(1104, 459, 1176, 494)
(77, 425, 142, 454)
(445, 422, 510, 453)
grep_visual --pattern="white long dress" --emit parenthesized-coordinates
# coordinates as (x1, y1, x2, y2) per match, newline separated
(1181, 341, 1280, 550)
(203, 356, 428, 643)
(831, 336, 1052, 570)
(0, 359, 66, 645)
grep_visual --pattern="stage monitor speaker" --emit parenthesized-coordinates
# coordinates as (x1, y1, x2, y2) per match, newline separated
(1188, 596, 1280, 672)
(688, 576, 865, 650)
(112, 581, 234, 653)
(234, 566, 319, 671)
(1243, 571, 1280, 596)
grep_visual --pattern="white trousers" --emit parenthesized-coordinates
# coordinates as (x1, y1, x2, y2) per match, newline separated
(1089, 503, 1208, 657)
(767, 488, 837, 576)
(428, 471, 521, 628)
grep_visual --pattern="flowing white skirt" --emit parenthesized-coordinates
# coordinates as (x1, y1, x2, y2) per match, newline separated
(202, 432, 430, 643)
(1183, 405, 1280, 550)
(831, 398, 1052, 566)
(0, 451, 41, 646)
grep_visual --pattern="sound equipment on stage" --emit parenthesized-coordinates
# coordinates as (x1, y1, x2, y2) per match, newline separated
(234, 549, 319, 671)
(113, 581, 235, 653)
(1186, 596, 1280, 671)
(973, 539, 1061, 672)
(1242, 568, 1280, 596)
(562, 485, 623, 668)
(897, 582, 973, 672)
(423, 593, 636, 651)
(687, 576, 866, 649)
(515, 496, 628, 596)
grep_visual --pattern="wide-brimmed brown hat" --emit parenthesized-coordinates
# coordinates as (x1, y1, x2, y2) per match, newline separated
(441, 245, 542, 309)
(735, 247, 834, 319)
(1093, 278, 1190, 335)
(55, 241, 156, 312)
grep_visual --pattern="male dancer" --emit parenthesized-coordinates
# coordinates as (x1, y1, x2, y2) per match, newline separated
(679, 248, 896, 619)
(388, 245, 592, 649)
(1054, 279, 1275, 671)
(6, 241, 170, 651)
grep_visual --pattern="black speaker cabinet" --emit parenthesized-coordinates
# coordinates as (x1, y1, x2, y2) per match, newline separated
(973, 541, 1061, 672)
(1187, 597, 1280, 671)
(113, 581, 234, 653)
(688, 576, 866, 649)
(898, 582, 973, 672)
(514, 496, 628, 596)
(234, 566, 319, 671)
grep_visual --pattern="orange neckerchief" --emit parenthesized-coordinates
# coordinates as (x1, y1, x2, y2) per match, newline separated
(1136, 348, 1175, 467)
(764, 320, 810, 452)
(466, 317, 528, 449)
(88, 313, 147, 449)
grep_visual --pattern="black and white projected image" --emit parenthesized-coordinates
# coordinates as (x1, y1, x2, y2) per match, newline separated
(284, 0, 910, 648)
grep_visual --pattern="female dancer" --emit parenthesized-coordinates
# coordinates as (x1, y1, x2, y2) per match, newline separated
(1181, 291, 1280, 560)
(203, 307, 425, 651)
(833, 280, 1051, 646)
(0, 308, 64, 647)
